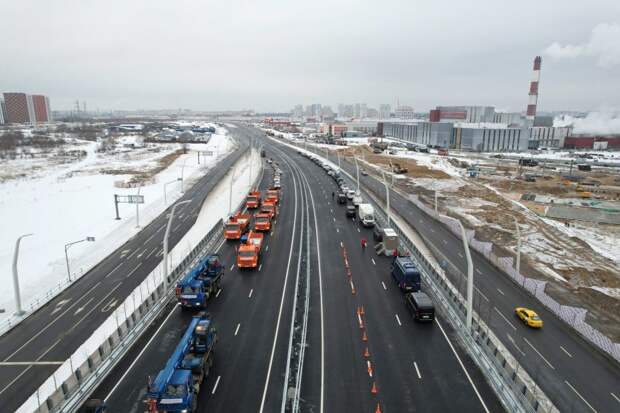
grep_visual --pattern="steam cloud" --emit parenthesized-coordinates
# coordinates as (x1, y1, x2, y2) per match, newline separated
(554, 110, 620, 134)
(544, 23, 620, 67)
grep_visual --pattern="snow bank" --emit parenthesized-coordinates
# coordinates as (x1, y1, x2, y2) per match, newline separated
(0, 131, 233, 322)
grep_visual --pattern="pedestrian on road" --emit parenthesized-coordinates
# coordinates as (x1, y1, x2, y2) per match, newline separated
(361, 238, 367, 249)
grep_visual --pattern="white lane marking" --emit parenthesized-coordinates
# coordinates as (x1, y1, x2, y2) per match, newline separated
(413, 362, 422, 379)
(371, 258, 376, 265)
(565, 381, 597, 412)
(173, 223, 181, 232)
(156, 249, 163, 257)
(215, 288, 222, 298)
(144, 231, 157, 245)
(259, 264, 263, 272)
(271, 231, 274, 236)
(507, 334, 526, 356)
(367, 360, 373, 377)
(234, 323, 241, 336)
(610, 392, 620, 404)
(476, 268, 482, 275)
(266, 245, 269, 251)
(497, 288, 505, 296)
(430, 228, 435, 233)
(3, 281, 101, 362)
(333, 217, 336, 222)
(145, 247, 158, 259)
(475, 287, 489, 302)
(381, 281, 387, 290)
(523, 338, 555, 370)
(248, 289, 254, 298)
(51, 299, 71, 316)
(357, 228, 360, 232)
(157, 224, 165, 233)
(126, 263, 141, 279)
(395, 314, 402, 326)
(340, 241, 343, 248)
(73, 297, 95, 315)
(560, 345, 573, 358)
(436, 319, 490, 413)
(494, 307, 516, 330)
(336, 228, 339, 233)
(104, 304, 180, 400)
(107, 262, 123, 278)
(230, 264, 235, 271)
(457, 252, 464, 258)
(127, 248, 139, 260)
(212, 375, 221, 394)
(0, 361, 64, 366)
(442, 239, 448, 245)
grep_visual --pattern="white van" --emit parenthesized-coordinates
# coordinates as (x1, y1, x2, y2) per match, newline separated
(358, 203, 375, 227)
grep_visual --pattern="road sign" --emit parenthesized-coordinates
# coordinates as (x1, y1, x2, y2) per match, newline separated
(116, 195, 144, 204)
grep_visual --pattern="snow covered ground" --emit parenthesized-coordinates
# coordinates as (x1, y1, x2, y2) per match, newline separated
(0, 127, 234, 319)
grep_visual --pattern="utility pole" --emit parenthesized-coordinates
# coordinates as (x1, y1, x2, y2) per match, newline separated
(12, 234, 33, 315)
(136, 186, 142, 228)
(381, 171, 391, 227)
(354, 157, 360, 191)
(163, 200, 191, 292)
(457, 220, 474, 331)
(514, 217, 522, 276)
(65, 236, 95, 282)
(229, 165, 237, 215)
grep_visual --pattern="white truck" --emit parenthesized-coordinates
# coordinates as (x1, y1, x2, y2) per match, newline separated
(358, 203, 375, 227)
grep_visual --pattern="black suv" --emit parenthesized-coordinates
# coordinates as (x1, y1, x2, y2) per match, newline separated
(337, 192, 347, 204)
(346, 205, 356, 217)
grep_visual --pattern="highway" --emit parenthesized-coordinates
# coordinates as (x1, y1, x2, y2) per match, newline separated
(90, 126, 502, 413)
(0, 128, 253, 412)
(313, 143, 620, 413)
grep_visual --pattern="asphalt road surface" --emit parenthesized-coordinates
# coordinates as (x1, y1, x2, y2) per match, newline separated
(303, 141, 620, 413)
(90, 127, 502, 413)
(0, 128, 254, 412)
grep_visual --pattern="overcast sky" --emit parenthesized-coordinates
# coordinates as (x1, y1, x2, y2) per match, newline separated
(2, 1, 619, 112)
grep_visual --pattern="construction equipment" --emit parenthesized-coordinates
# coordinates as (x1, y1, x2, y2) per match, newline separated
(392, 163, 408, 174)
(237, 231, 264, 269)
(175, 254, 224, 309)
(224, 212, 251, 240)
(253, 212, 272, 231)
(146, 314, 217, 412)
(246, 191, 261, 209)
(260, 200, 278, 219)
(265, 188, 279, 205)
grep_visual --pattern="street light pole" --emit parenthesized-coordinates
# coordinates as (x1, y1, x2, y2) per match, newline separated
(180, 159, 188, 194)
(12, 233, 33, 315)
(381, 171, 391, 227)
(457, 220, 474, 331)
(229, 165, 237, 215)
(354, 157, 360, 191)
(164, 178, 181, 205)
(136, 185, 142, 229)
(65, 236, 96, 282)
(337, 152, 341, 169)
(514, 217, 521, 275)
(163, 200, 192, 292)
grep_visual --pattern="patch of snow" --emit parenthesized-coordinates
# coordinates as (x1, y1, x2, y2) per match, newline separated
(411, 177, 465, 192)
(589, 286, 620, 299)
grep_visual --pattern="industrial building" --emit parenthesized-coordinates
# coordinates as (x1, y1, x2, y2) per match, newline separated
(430, 106, 495, 123)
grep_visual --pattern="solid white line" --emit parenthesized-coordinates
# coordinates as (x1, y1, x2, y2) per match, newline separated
(215, 288, 222, 298)
(212, 375, 221, 394)
(497, 288, 505, 296)
(507, 334, 526, 356)
(494, 307, 516, 330)
(371, 258, 376, 265)
(476, 268, 482, 275)
(436, 319, 490, 413)
(560, 345, 573, 358)
(145, 247, 158, 259)
(234, 323, 240, 336)
(565, 381, 597, 412)
(106, 262, 123, 278)
(230, 264, 235, 271)
(126, 263, 141, 279)
(457, 252, 464, 258)
(395, 314, 402, 326)
(104, 304, 180, 401)
(144, 231, 157, 245)
(336, 228, 339, 233)
(475, 287, 489, 302)
(413, 362, 422, 379)
(523, 338, 555, 370)
(610, 392, 620, 404)
(3, 281, 102, 361)
(249, 289, 254, 298)
(0, 361, 63, 366)
(381, 281, 387, 290)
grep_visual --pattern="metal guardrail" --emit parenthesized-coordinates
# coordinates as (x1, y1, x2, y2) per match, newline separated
(280, 138, 558, 413)
(17, 148, 264, 413)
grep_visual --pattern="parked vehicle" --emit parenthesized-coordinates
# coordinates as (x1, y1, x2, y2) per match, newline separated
(391, 256, 421, 292)
(346, 189, 355, 200)
(146, 314, 217, 412)
(346, 205, 356, 217)
(357, 203, 375, 227)
(265, 189, 279, 205)
(254, 212, 272, 231)
(237, 231, 264, 269)
(337, 192, 347, 204)
(176, 254, 224, 309)
(373, 225, 383, 241)
(406, 292, 435, 322)
(246, 191, 261, 209)
(352, 192, 363, 207)
(224, 213, 251, 240)
(260, 200, 278, 219)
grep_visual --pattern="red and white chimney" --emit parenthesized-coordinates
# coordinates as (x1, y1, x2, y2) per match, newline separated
(526, 56, 541, 121)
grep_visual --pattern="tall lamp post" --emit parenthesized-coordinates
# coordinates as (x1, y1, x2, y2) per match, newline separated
(13, 233, 34, 315)
(164, 178, 181, 205)
(163, 200, 192, 291)
(228, 165, 237, 215)
(180, 159, 189, 194)
(381, 170, 391, 227)
(65, 236, 96, 282)
(456, 220, 474, 331)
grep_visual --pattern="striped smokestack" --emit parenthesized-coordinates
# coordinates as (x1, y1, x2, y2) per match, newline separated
(526, 56, 541, 121)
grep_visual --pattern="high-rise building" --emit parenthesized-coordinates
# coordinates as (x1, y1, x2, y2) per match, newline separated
(292, 104, 303, 119)
(0, 99, 6, 124)
(3, 92, 31, 123)
(394, 105, 415, 119)
(32, 95, 51, 122)
(379, 104, 391, 119)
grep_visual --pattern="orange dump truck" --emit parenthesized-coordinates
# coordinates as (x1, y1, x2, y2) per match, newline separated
(237, 231, 264, 268)
(224, 212, 251, 240)
(254, 212, 272, 231)
(246, 191, 261, 209)
(265, 189, 279, 205)
(260, 200, 277, 220)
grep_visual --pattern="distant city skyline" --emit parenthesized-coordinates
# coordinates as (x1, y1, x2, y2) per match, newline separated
(2, 1, 619, 112)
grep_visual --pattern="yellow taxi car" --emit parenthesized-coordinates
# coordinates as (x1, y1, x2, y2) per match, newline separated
(515, 307, 543, 328)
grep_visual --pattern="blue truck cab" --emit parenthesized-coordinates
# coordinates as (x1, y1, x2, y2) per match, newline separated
(176, 254, 224, 308)
(391, 256, 421, 292)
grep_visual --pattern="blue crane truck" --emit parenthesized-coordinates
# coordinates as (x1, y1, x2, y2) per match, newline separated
(146, 314, 217, 412)
(176, 254, 224, 309)
(391, 256, 421, 292)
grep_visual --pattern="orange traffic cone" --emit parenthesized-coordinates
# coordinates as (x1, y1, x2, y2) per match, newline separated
(371, 382, 378, 394)
(375, 403, 382, 413)
(364, 347, 370, 358)
(362, 330, 368, 341)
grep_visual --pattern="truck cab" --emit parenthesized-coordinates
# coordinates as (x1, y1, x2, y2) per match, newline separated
(265, 189, 279, 205)
(254, 212, 272, 231)
(175, 255, 224, 309)
(246, 191, 261, 209)
(237, 231, 263, 268)
(260, 201, 277, 219)
(391, 256, 421, 292)
(224, 213, 250, 240)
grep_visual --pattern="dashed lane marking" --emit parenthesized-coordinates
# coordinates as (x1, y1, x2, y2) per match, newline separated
(126, 263, 141, 279)
(560, 346, 573, 358)
(371, 258, 376, 265)
(494, 307, 516, 331)
(230, 264, 235, 271)
(107, 262, 123, 278)
(381, 281, 387, 290)
(413, 362, 422, 379)
(259, 264, 263, 271)
(234, 323, 241, 336)
(497, 288, 505, 296)
(395, 314, 402, 326)
(216, 288, 222, 298)
(610, 392, 620, 404)
(565, 381, 597, 412)
(212, 376, 221, 394)
(457, 252, 464, 258)
(249, 289, 253, 298)
(523, 338, 554, 370)
(507, 334, 526, 356)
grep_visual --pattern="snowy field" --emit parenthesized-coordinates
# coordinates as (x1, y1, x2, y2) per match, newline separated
(0, 127, 233, 319)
